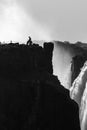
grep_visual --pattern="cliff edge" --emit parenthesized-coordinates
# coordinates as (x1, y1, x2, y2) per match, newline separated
(0, 42, 80, 130)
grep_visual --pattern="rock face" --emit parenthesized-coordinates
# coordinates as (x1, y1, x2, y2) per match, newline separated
(70, 41, 87, 85)
(71, 55, 87, 84)
(0, 42, 80, 129)
(0, 42, 54, 79)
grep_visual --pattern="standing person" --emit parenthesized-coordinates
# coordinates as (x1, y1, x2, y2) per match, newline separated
(26, 36, 32, 45)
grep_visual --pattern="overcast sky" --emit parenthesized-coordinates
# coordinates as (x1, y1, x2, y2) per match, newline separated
(0, 0, 87, 43)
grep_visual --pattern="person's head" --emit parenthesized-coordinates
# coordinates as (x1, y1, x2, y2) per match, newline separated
(28, 36, 31, 39)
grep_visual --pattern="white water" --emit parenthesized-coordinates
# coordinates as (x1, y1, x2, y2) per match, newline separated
(70, 61, 87, 130)
(53, 42, 73, 89)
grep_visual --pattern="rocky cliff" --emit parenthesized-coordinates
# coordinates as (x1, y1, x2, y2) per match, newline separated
(0, 42, 80, 130)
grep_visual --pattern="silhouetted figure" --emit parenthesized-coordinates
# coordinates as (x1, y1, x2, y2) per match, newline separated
(26, 36, 32, 45)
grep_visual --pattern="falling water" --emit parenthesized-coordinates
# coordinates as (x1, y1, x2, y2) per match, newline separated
(53, 41, 74, 89)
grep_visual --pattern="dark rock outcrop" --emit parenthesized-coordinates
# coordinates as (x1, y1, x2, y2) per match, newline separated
(71, 54, 87, 84)
(0, 42, 80, 129)
(0, 42, 53, 80)
(0, 78, 80, 130)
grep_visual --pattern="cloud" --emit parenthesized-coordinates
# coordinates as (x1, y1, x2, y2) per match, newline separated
(17, 0, 87, 43)
(0, 0, 87, 42)
(0, 0, 52, 42)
